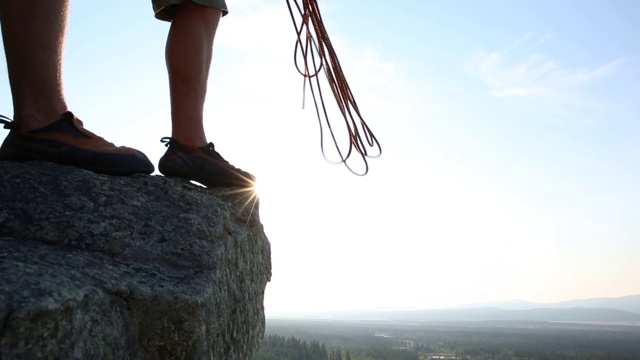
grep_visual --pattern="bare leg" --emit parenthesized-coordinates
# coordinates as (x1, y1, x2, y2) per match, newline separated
(0, 0, 69, 132)
(165, 2, 222, 147)
(159, 3, 253, 187)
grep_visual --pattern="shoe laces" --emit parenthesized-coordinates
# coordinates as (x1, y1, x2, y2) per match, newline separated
(160, 137, 246, 171)
(0, 112, 113, 146)
(160, 136, 177, 148)
(161, 136, 226, 159)
(0, 115, 16, 130)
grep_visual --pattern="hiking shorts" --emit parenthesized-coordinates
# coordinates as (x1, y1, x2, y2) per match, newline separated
(153, 0, 229, 22)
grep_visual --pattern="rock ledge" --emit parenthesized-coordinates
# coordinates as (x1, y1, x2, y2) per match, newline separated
(0, 161, 271, 359)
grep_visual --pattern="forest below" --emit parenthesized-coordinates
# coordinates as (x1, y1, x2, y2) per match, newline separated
(254, 319, 640, 360)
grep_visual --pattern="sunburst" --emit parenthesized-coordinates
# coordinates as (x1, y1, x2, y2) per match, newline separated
(208, 176, 261, 225)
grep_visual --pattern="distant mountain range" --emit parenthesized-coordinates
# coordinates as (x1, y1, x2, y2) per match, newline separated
(357, 307, 640, 324)
(279, 294, 640, 324)
(457, 294, 640, 314)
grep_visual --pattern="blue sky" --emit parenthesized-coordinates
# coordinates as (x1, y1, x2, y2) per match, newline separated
(1, 0, 639, 315)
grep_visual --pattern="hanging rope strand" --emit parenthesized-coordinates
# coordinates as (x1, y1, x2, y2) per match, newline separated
(286, 0, 381, 175)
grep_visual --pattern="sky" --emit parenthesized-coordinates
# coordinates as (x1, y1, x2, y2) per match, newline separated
(1, 0, 639, 316)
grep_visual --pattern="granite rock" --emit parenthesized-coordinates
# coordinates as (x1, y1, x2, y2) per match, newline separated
(0, 161, 271, 359)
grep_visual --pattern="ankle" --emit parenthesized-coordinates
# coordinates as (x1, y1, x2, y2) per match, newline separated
(13, 109, 67, 133)
(170, 134, 208, 148)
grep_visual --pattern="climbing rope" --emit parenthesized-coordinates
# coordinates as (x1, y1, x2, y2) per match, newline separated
(286, 0, 381, 175)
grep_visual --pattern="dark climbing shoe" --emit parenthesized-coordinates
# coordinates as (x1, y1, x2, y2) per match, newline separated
(159, 137, 255, 188)
(0, 112, 154, 175)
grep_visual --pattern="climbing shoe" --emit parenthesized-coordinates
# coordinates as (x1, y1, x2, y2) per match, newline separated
(159, 137, 255, 188)
(0, 112, 154, 175)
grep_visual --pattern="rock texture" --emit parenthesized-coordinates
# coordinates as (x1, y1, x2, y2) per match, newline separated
(0, 161, 271, 359)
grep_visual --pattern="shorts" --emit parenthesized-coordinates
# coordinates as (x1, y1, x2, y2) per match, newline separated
(152, 0, 229, 22)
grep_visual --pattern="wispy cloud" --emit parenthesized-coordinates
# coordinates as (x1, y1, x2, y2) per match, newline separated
(467, 34, 626, 99)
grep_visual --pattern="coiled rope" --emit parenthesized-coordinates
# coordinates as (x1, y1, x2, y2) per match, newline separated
(286, 0, 381, 175)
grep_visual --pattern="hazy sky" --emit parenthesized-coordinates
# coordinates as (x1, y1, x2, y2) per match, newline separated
(1, 0, 639, 315)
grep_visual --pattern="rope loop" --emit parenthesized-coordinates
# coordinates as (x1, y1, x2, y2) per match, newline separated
(286, 0, 382, 175)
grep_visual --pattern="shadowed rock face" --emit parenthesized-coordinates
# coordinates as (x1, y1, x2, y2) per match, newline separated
(0, 161, 271, 359)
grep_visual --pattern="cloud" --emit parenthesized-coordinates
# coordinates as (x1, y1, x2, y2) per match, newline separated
(467, 34, 626, 100)
(559, 58, 626, 85)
